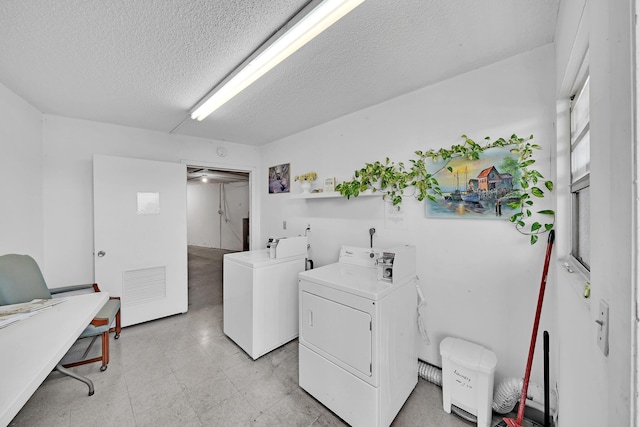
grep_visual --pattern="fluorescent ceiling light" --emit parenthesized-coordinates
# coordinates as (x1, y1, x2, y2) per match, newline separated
(190, 0, 365, 121)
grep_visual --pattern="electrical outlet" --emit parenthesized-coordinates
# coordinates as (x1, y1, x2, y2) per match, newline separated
(596, 300, 609, 356)
(283, 221, 287, 230)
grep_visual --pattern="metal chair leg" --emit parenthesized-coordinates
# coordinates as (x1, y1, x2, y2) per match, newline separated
(55, 363, 95, 396)
(81, 335, 99, 360)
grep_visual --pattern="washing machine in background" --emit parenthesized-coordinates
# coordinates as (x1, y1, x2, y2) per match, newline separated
(298, 245, 417, 427)
(223, 236, 307, 360)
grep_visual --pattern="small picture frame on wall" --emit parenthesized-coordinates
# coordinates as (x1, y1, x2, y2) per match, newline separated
(324, 177, 336, 193)
(268, 163, 290, 193)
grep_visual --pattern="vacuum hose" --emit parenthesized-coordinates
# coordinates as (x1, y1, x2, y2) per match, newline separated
(416, 361, 557, 415)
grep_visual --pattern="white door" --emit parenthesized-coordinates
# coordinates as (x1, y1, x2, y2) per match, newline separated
(93, 155, 187, 327)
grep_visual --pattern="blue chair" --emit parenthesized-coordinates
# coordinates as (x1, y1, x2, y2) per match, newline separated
(0, 254, 121, 374)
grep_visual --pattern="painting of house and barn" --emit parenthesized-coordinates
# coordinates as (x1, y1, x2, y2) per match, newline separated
(425, 146, 522, 219)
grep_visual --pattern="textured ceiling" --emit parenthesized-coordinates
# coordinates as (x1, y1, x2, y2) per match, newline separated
(0, 0, 559, 146)
(187, 167, 249, 183)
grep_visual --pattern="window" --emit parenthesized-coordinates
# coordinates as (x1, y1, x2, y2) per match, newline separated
(570, 74, 591, 270)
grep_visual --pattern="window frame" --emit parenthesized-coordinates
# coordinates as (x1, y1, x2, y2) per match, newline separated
(569, 66, 591, 273)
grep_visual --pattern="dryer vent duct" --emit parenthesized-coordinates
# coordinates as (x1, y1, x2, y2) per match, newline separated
(416, 360, 557, 415)
(417, 360, 442, 386)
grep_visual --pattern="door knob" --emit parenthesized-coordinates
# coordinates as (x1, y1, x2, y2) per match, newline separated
(97, 250, 106, 257)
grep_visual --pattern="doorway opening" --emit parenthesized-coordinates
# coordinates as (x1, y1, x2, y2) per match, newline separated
(186, 167, 251, 252)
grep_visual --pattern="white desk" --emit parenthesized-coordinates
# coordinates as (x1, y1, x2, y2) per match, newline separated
(0, 292, 108, 427)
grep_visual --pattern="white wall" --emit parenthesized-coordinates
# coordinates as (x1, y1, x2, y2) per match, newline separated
(260, 45, 557, 387)
(42, 115, 260, 288)
(220, 182, 250, 250)
(0, 83, 44, 263)
(187, 180, 249, 250)
(187, 181, 219, 248)
(554, 1, 635, 426)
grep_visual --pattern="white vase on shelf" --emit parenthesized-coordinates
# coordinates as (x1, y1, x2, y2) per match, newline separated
(300, 181, 312, 194)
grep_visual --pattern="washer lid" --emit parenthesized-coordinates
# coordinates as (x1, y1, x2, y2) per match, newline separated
(299, 262, 396, 300)
(224, 249, 304, 268)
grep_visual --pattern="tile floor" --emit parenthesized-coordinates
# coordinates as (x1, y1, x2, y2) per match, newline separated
(10, 246, 484, 426)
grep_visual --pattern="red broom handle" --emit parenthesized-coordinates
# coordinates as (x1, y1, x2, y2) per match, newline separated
(515, 230, 555, 425)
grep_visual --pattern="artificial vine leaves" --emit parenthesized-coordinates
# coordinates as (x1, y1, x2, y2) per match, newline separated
(335, 134, 555, 244)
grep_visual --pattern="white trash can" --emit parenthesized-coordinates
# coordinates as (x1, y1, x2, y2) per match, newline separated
(440, 337, 498, 427)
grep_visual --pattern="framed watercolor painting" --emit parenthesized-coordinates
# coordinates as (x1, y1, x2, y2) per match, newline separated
(425, 147, 522, 219)
(268, 163, 290, 194)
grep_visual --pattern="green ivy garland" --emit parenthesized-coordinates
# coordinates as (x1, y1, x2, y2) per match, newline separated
(335, 134, 555, 244)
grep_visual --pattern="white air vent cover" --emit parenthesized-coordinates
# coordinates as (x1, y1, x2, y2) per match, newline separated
(123, 266, 166, 306)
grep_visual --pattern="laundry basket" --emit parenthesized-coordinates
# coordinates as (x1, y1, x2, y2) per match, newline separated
(440, 337, 497, 427)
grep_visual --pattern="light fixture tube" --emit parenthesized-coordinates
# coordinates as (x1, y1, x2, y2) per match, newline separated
(190, 0, 365, 121)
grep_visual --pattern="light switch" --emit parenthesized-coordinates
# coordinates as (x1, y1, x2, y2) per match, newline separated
(596, 300, 609, 356)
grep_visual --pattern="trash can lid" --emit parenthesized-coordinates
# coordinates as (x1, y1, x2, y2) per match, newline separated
(440, 337, 497, 373)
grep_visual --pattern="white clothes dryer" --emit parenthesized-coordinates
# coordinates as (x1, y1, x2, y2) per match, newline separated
(298, 245, 417, 427)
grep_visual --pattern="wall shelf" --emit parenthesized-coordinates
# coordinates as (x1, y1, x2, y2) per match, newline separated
(290, 190, 380, 199)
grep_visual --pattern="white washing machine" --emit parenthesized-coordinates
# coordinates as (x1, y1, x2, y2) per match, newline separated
(298, 245, 417, 427)
(223, 237, 307, 360)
